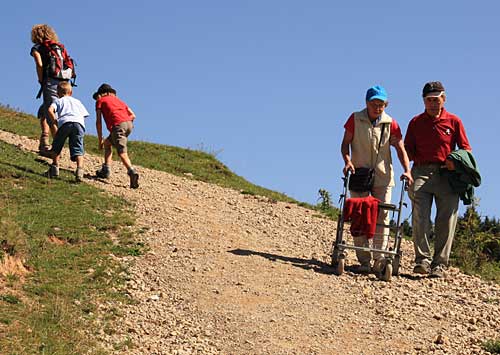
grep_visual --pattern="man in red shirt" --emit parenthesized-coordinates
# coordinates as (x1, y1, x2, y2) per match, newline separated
(404, 81, 471, 278)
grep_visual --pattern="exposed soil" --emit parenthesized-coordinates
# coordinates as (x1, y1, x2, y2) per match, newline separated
(1, 130, 499, 355)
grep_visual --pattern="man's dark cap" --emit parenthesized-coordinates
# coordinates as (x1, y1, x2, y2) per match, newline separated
(422, 81, 445, 97)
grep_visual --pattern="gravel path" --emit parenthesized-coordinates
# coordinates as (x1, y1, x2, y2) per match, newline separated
(1, 130, 499, 355)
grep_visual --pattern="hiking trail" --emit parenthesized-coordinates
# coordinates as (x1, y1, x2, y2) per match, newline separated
(1, 130, 499, 355)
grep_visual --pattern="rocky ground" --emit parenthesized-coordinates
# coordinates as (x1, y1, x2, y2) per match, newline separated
(1, 130, 499, 355)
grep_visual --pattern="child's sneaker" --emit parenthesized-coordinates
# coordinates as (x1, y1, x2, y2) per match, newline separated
(96, 164, 110, 179)
(75, 168, 84, 182)
(128, 168, 139, 189)
(46, 164, 59, 178)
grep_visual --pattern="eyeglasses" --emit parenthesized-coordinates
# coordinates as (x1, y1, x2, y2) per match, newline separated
(368, 101, 386, 109)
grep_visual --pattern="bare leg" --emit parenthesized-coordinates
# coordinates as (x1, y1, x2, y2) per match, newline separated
(49, 122, 58, 138)
(104, 139, 113, 165)
(118, 151, 133, 170)
(74, 155, 84, 182)
(53, 154, 60, 167)
(118, 151, 139, 189)
(39, 117, 51, 149)
(75, 155, 84, 169)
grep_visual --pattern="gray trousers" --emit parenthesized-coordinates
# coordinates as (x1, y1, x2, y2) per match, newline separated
(350, 185, 392, 265)
(409, 164, 459, 267)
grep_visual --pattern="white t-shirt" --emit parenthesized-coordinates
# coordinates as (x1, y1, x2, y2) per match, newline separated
(50, 96, 90, 128)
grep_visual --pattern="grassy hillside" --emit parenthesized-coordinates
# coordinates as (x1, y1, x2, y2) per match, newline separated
(0, 104, 321, 354)
(0, 104, 309, 206)
(0, 140, 142, 354)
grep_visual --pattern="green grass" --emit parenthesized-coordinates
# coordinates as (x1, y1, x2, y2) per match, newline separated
(0, 140, 141, 354)
(0, 103, 330, 354)
(0, 104, 306, 205)
(483, 339, 500, 354)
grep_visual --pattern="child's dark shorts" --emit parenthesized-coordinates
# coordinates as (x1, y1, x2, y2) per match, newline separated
(51, 122, 85, 161)
(107, 121, 133, 154)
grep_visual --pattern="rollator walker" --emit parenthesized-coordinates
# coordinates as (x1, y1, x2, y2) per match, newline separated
(331, 171, 408, 282)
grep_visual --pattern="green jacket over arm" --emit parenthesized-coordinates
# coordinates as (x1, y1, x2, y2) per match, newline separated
(443, 149, 481, 205)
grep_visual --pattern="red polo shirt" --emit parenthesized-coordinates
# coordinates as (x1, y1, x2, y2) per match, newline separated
(404, 108, 471, 165)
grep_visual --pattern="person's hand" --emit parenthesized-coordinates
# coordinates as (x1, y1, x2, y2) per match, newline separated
(401, 171, 413, 186)
(445, 159, 455, 171)
(98, 137, 104, 150)
(343, 161, 355, 176)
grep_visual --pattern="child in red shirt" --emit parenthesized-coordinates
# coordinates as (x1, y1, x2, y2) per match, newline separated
(93, 83, 139, 188)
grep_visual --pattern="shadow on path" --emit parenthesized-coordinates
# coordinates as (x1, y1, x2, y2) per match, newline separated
(229, 248, 335, 275)
(229, 248, 429, 281)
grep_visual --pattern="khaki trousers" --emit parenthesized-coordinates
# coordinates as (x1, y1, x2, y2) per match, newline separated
(409, 164, 459, 267)
(350, 185, 392, 265)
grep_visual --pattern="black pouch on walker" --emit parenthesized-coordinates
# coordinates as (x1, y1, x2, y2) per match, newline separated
(348, 123, 387, 193)
(348, 167, 375, 192)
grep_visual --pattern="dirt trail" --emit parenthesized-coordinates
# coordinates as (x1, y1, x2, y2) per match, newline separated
(1, 130, 499, 355)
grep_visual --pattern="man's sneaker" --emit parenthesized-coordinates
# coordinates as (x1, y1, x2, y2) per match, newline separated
(430, 264, 446, 278)
(96, 165, 110, 179)
(413, 262, 431, 275)
(128, 169, 139, 189)
(75, 168, 84, 183)
(46, 164, 59, 178)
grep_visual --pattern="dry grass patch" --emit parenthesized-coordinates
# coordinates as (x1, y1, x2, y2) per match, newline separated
(0, 254, 29, 279)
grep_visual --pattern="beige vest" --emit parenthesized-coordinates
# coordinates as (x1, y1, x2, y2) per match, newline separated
(351, 109, 394, 187)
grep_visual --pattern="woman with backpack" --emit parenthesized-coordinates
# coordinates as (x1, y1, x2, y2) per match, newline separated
(30, 24, 76, 155)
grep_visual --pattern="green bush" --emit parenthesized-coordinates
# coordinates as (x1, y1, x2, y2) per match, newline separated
(452, 205, 500, 282)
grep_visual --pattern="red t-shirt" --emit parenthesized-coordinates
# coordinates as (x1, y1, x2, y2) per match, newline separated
(96, 95, 132, 131)
(404, 109, 471, 165)
(344, 113, 403, 142)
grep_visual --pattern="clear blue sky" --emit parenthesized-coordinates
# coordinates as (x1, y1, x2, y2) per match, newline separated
(1, 1, 499, 218)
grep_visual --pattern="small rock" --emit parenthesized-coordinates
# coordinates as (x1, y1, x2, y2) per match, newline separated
(434, 334, 448, 345)
(467, 325, 478, 332)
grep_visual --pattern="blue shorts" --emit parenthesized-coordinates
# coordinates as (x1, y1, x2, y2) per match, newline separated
(51, 122, 85, 161)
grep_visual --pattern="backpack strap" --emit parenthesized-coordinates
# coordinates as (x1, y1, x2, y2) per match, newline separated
(372, 123, 387, 167)
(377, 123, 387, 151)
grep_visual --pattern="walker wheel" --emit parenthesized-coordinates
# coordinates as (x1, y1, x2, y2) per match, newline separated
(335, 258, 345, 276)
(392, 257, 401, 276)
(381, 263, 393, 282)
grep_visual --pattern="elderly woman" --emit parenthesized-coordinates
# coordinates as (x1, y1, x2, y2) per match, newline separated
(341, 85, 413, 275)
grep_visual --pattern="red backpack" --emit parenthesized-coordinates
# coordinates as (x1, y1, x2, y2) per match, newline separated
(41, 40, 76, 83)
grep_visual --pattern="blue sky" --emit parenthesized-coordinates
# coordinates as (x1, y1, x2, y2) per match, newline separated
(1, 1, 499, 218)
